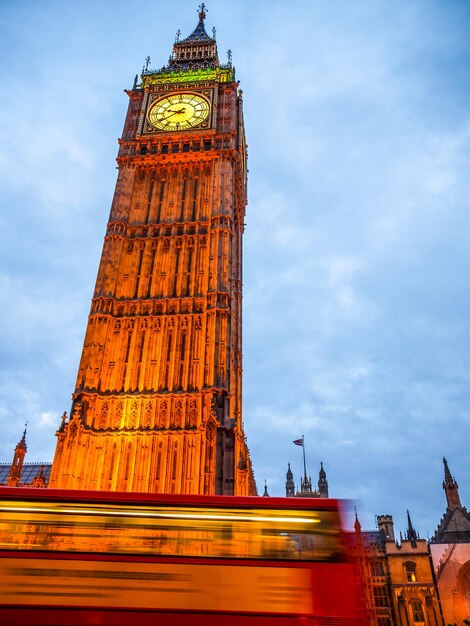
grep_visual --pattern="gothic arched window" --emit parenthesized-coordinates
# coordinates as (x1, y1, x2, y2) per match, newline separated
(410, 599, 425, 623)
(404, 561, 417, 582)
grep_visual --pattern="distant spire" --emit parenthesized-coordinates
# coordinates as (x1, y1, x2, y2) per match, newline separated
(443, 456, 454, 484)
(18, 422, 28, 451)
(406, 510, 418, 547)
(354, 508, 362, 533)
(285, 462, 295, 497)
(442, 457, 462, 509)
(7, 424, 28, 486)
(286, 462, 293, 479)
(262, 479, 270, 497)
(318, 461, 329, 497)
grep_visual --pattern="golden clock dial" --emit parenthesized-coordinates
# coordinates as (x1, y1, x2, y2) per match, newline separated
(147, 93, 210, 131)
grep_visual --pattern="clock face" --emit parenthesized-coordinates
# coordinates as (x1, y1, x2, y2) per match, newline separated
(147, 93, 210, 131)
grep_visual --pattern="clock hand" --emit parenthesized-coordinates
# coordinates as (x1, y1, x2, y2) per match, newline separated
(165, 108, 186, 116)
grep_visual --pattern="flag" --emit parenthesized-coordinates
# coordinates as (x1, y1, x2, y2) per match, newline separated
(293, 438, 303, 446)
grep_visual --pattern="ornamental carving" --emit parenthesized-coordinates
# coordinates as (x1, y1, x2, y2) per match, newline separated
(129, 400, 138, 429)
(188, 399, 198, 427)
(99, 402, 108, 429)
(143, 401, 152, 428)
(158, 400, 167, 428)
(114, 401, 123, 428)
(174, 399, 183, 427)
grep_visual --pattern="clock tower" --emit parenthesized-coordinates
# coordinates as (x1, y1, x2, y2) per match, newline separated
(49, 6, 256, 496)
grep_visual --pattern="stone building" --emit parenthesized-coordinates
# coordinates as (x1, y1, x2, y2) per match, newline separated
(430, 459, 470, 626)
(354, 511, 442, 626)
(40, 6, 255, 496)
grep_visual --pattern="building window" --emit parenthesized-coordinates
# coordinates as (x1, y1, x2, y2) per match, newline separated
(370, 559, 385, 577)
(410, 599, 425, 623)
(404, 561, 417, 582)
(373, 586, 389, 608)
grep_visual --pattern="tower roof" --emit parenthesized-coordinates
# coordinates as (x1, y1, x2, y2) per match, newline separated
(170, 4, 219, 69)
(179, 4, 215, 43)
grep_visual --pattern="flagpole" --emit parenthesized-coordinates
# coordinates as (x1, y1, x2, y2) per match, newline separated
(302, 434, 307, 478)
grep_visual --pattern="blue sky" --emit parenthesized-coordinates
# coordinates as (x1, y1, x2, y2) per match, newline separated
(1, 0, 469, 537)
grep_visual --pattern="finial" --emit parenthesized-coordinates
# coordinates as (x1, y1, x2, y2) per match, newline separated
(212, 26, 216, 38)
(175, 29, 181, 43)
(133, 74, 138, 90)
(198, 3, 206, 22)
(145, 56, 151, 71)
(227, 49, 232, 66)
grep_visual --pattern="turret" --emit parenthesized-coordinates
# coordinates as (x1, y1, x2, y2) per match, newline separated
(7, 425, 27, 487)
(318, 461, 328, 497)
(377, 514, 395, 542)
(285, 463, 295, 496)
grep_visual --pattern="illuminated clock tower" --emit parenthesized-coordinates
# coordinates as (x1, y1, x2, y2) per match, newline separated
(50, 6, 256, 496)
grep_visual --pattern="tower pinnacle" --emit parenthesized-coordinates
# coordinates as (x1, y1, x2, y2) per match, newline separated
(442, 457, 462, 509)
(406, 510, 418, 547)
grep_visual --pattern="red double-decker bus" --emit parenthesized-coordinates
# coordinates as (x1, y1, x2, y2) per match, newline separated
(0, 487, 364, 625)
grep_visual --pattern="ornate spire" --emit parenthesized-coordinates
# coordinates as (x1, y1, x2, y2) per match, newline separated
(179, 5, 215, 44)
(18, 422, 28, 451)
(354, 508, 362, 533)
(406, 510, 418, 547)
(262, 479, 270, 497)
(168, 5, 219, 70)
(443, 456, 454, 484)
(442, 457, 462, 509)
(7, 424, 28, 486)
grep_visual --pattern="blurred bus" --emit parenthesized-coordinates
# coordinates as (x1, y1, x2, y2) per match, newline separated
(0, 487, 364, 625)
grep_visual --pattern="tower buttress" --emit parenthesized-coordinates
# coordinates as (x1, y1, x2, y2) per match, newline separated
(443, 457, 462, 509)
(7, 426, 27, 487)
